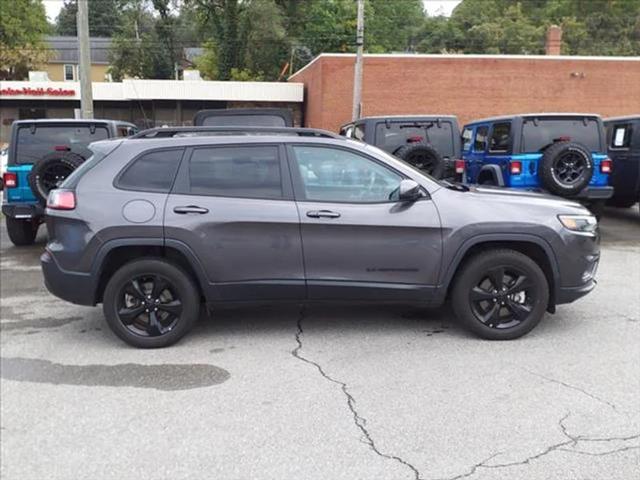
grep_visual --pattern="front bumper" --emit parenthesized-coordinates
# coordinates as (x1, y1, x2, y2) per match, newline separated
(573, 186, 614, 200)
(557, 279, 597, 304)
(41, 249, 96, 306)
(2, 202, 44, 220)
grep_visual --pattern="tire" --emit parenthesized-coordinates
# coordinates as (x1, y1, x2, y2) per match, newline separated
(587, 200, 606, 221)
(394, 143, 445, 179)
(538, 141, 593, 196)
(451, 249, 549, 340)
(102, 258, 200, 348)
(606, 197, 636, 209)
(28, 151, 86, 204)
(5, 217, 38, 246)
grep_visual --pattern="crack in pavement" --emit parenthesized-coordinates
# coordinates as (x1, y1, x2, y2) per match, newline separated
(440, 412, 640, 480)
(523, 368, 620, 413)
(291, 307, 423, 480)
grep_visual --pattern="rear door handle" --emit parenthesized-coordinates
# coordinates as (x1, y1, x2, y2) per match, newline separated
(173, 205, 209, 215)
(306, 210, 341, 219)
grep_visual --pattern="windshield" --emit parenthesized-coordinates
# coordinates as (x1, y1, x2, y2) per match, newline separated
(521, 117, 602, 152)
(200, 115, 287, 127)
(15, 124, 110, 164)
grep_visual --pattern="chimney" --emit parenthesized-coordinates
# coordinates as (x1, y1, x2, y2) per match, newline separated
(545, 25, 562, 55)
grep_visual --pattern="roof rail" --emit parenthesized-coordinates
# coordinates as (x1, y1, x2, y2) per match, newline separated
(130, 126, 342, 140)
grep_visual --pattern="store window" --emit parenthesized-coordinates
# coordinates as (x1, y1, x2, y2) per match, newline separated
(64, 64, 76, 81)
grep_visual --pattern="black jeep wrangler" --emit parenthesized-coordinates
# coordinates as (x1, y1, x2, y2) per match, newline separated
(339, 115, 462, 179)
(605, 115, 640, 213)
(194, 108, 294, 127)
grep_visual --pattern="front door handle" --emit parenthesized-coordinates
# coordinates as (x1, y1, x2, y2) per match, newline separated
(173, 205, 209, 215)
(306, 210, 341, 219)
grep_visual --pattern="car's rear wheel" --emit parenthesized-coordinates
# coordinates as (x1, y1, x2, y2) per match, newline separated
(5, 217, 38, 246)
(451, 249, 549, 340)
(103, 259, 200, 348)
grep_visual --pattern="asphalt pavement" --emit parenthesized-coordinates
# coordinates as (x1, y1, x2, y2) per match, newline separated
(1, 206, 638, 480)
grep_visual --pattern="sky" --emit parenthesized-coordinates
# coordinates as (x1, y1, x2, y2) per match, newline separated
(43, 0, 463, 22)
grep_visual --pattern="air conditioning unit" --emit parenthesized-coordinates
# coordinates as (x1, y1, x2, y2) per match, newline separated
(28, 71, 51, 82)
(183, 70, 202, 81)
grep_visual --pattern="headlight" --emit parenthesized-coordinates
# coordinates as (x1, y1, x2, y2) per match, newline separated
(558, 214, 598, 234)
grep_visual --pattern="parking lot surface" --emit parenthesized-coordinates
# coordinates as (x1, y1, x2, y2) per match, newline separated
(1, 207, 639, 480)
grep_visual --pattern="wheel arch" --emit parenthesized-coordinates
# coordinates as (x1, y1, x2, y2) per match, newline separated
(92, 239, 210, 304)
(477, 165, 505, 186)
(441, 235, 560, 311)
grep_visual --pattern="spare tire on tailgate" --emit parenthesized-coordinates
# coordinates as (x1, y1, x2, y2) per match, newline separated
(393, 143, 445, 179)
(28, 151, 86, 204)
(538, 141, 593, 196)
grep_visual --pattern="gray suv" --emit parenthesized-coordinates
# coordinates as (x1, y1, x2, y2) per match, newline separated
(41, 130, 600, 348)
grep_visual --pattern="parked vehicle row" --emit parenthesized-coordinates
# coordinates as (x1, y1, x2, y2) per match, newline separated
(340, 113, 640, 217)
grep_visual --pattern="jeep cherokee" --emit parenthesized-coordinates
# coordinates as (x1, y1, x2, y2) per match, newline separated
(41, 130, 600, 348)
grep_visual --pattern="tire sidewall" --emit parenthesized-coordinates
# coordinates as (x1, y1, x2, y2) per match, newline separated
(5, 217, 38, 246)
(539, 142, 593, 196)
(103, 259, 200, 348)
(29, 152, 86, 204)
(394, 143, 445, 178)
(452, 251, 549, 340)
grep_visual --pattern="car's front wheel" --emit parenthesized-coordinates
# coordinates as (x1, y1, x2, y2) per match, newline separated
(451, 249, 549, 340)
(103, 258, 200, 348)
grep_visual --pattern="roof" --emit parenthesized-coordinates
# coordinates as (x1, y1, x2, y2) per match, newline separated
(464, 113, 603, 125)
(45, 36, 112, 64)
(12, 118, 134, 126)
(604, 115, 640, 122)
(289, 52, 640, 80)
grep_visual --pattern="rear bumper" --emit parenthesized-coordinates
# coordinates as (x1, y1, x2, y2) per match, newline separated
(2, 202, 44, 219)
(40, 249, 96, 306)
(574, 186, 614, 200)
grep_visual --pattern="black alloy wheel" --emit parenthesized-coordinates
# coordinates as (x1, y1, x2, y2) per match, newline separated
(117, 274, 183, 337)
(103, 259, 200, 348)
(552, 151, 587, 185)
(451, 249, 549, 340)
(469, 266, 535, 329)
(39, 162, 75, 192)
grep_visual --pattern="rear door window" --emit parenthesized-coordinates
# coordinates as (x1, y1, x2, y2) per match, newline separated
(461, 128, 473, 152)
(15, 124, 110, 164)
(375, 121, 454, 157)
(609, 124, 633, 149)
(489, 122, 511, 153)
(473, 126, 488, 152)
(521, 117, 602, 152)
(186, 145, 283, 199)
(116, 149, 183, 192)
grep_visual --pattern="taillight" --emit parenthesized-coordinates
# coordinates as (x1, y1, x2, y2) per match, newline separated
(454, 159, 465, 174)
(600, 158, 612, 174)
(3, 172, 17, 188)
(47, 190, 76, 210)
(510, 161, 522, 175)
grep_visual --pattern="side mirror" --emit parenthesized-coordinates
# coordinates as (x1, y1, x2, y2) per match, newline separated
(398, 179, 422, 201)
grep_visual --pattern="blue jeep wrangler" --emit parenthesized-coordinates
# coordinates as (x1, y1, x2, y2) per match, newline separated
(461, 114, 613, 213)
(1, 119, 137, 246)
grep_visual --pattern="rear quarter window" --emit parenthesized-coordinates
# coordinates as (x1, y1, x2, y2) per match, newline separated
(608, 124, 633, 149)
(116, 149, 183, 192)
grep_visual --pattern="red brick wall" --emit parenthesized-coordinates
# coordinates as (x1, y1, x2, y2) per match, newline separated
(290, 54, 640, 132)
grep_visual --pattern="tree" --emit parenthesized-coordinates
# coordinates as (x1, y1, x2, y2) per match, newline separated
(0, 0, 51, 80)
(55, 0, 122, 37)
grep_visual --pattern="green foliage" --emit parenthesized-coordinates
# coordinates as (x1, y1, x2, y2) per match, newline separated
(194, 40, 218, 79)
(55, 0, 122, 37)
(229, 67, 264, 81)
(416, 0, 640, 56)
(0, 0, 51, 80)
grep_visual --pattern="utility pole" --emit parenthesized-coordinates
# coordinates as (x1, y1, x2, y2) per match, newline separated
(77, 0, 94, 119)
(351, 0, 365, 121)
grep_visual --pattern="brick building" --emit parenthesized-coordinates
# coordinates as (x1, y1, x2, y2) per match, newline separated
(289, 53, 640, 132)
